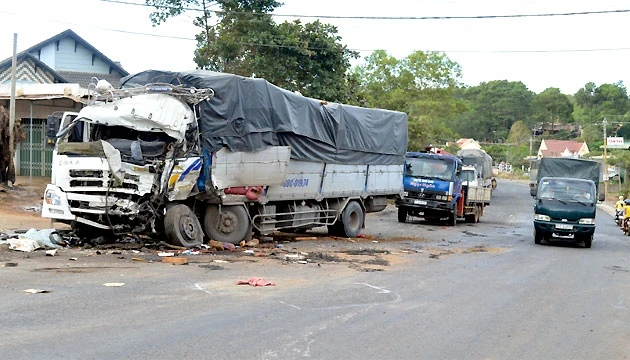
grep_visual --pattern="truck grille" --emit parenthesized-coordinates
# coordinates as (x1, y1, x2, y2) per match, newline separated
(67, 169, 139, 191)
(406, 191, 437, 200)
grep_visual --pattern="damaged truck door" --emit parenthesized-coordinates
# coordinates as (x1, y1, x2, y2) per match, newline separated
(42, 71, 408, 247)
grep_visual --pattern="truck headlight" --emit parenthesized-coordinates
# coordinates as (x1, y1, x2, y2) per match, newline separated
(579, 218, 595, 225)
(44, 189, 61, 206)
(534, 214, 551, 221)
(403, 191, 408, 197)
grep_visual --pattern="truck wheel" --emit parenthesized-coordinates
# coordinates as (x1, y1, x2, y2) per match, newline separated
(164, 204, 204, 248)
(204, 205, 250, 244)
(475, 205, 481, 223)
(340, 201, 364, 238)
(447, 211, 457, 226)
(397, 207, 407, 223)
(534, 229, 542, 245)
(583, 235, 593, 248)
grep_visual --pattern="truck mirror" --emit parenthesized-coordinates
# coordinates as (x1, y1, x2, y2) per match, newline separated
(530, 187, 537, 197)
(598, 193, 605, 202)
(46, 114, 61, 146)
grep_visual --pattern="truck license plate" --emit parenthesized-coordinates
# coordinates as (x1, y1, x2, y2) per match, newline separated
(414, 200, 427, 205)
(556, 224, 573, 230)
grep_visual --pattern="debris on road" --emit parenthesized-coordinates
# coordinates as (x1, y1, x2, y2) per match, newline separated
(161, 257, 188, 265)
(3, 228, 63, 252)
(23, 288, 50, 294)
(236, 277, 276, 287)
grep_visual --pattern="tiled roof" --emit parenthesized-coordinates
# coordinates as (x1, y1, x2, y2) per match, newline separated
(540, 139, 586, 157)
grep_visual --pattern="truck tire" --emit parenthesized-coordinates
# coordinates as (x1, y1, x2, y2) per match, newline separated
(204, 204, 250, 244)
(164, 204, 204, 248)
(340, 201, 364, 238)
(447, 211, 457, 226)
(397, 207, 407, 223)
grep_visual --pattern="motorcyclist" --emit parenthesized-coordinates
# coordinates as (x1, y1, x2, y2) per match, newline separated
(622, 199, 630, 232)
(616, 195, 625, 226)
(616, 195, 625, 212)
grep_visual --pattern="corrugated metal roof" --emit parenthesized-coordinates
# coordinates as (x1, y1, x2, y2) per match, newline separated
(0, 82, 87, 102)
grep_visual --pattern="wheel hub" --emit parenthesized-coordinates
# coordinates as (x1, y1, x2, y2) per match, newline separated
(219, 212, 238, 233)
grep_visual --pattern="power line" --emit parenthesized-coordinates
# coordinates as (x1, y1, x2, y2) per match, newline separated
(99, 0, 630, 21)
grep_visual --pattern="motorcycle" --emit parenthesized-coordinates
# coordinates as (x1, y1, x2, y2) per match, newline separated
(622, 217, 630, 236)
(615, 209, 623, 227)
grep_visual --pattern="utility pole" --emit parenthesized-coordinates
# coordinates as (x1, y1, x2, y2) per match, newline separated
(603, 117, 608, 199)
(9, 33, 17, 187)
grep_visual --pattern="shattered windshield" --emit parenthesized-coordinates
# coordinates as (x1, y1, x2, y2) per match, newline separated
(405, 158, 455, 181)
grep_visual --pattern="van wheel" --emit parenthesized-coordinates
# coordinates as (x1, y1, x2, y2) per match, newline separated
(340, 201, 364, 238)
(164, 204, 203, 248)
(583, 235, 593, 248)
(204, 205, 250, 244)
(534, 229, 542, 245)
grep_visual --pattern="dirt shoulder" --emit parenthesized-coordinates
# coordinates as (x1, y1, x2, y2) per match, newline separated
(0, 176, 54, 232)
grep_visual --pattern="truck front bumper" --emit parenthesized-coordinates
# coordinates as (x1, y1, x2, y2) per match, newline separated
(396, 197, 454, 217)
(41, 184, 133, 230)
(42, 184, 76, 221)
(533, 220, 595, 237)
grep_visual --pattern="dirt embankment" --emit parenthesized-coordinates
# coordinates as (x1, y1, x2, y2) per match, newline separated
(0, 176, 53, 232)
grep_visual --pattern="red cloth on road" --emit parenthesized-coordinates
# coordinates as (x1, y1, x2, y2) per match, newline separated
(237, 277, 276, 286)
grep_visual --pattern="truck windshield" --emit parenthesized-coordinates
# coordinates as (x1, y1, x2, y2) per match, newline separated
(538, 179, 596, 203)
(461, 170, 475, 182)
(405, 158, 455, 181)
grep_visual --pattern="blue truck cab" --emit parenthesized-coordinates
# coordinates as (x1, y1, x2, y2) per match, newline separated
(395, 152, 463, 226)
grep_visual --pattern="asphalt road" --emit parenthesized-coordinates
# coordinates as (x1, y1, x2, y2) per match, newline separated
(1, 179, 629, 359)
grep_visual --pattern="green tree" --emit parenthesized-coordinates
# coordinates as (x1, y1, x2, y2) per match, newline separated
(146, 0, 359, 103)
(574, 82, 630, 126)
(454, 81, 534, 143)
(531, 88, 574, 137)
(354, 50, 463, 148)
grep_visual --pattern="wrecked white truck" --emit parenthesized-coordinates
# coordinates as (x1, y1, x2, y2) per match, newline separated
(41, 70, 408, 248)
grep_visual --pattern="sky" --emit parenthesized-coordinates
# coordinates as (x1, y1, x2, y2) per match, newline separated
(1, 0, 630, 95)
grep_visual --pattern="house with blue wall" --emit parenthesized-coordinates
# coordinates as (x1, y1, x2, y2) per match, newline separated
(0, 29, 129, 178)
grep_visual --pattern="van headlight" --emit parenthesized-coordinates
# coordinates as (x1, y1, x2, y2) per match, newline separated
(534, 214, 550, 221)
(579, 218, 595, 225)
(44, 189, 61, 206)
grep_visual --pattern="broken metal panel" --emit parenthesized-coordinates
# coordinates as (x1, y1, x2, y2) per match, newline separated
(166, 157, 202, 201)
(76, 93, 194, 141)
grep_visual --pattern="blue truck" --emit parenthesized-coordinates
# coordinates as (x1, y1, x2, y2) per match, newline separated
(395, 152, 492, 226)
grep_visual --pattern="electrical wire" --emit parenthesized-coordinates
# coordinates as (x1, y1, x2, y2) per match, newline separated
(99, 0, 630, 21)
